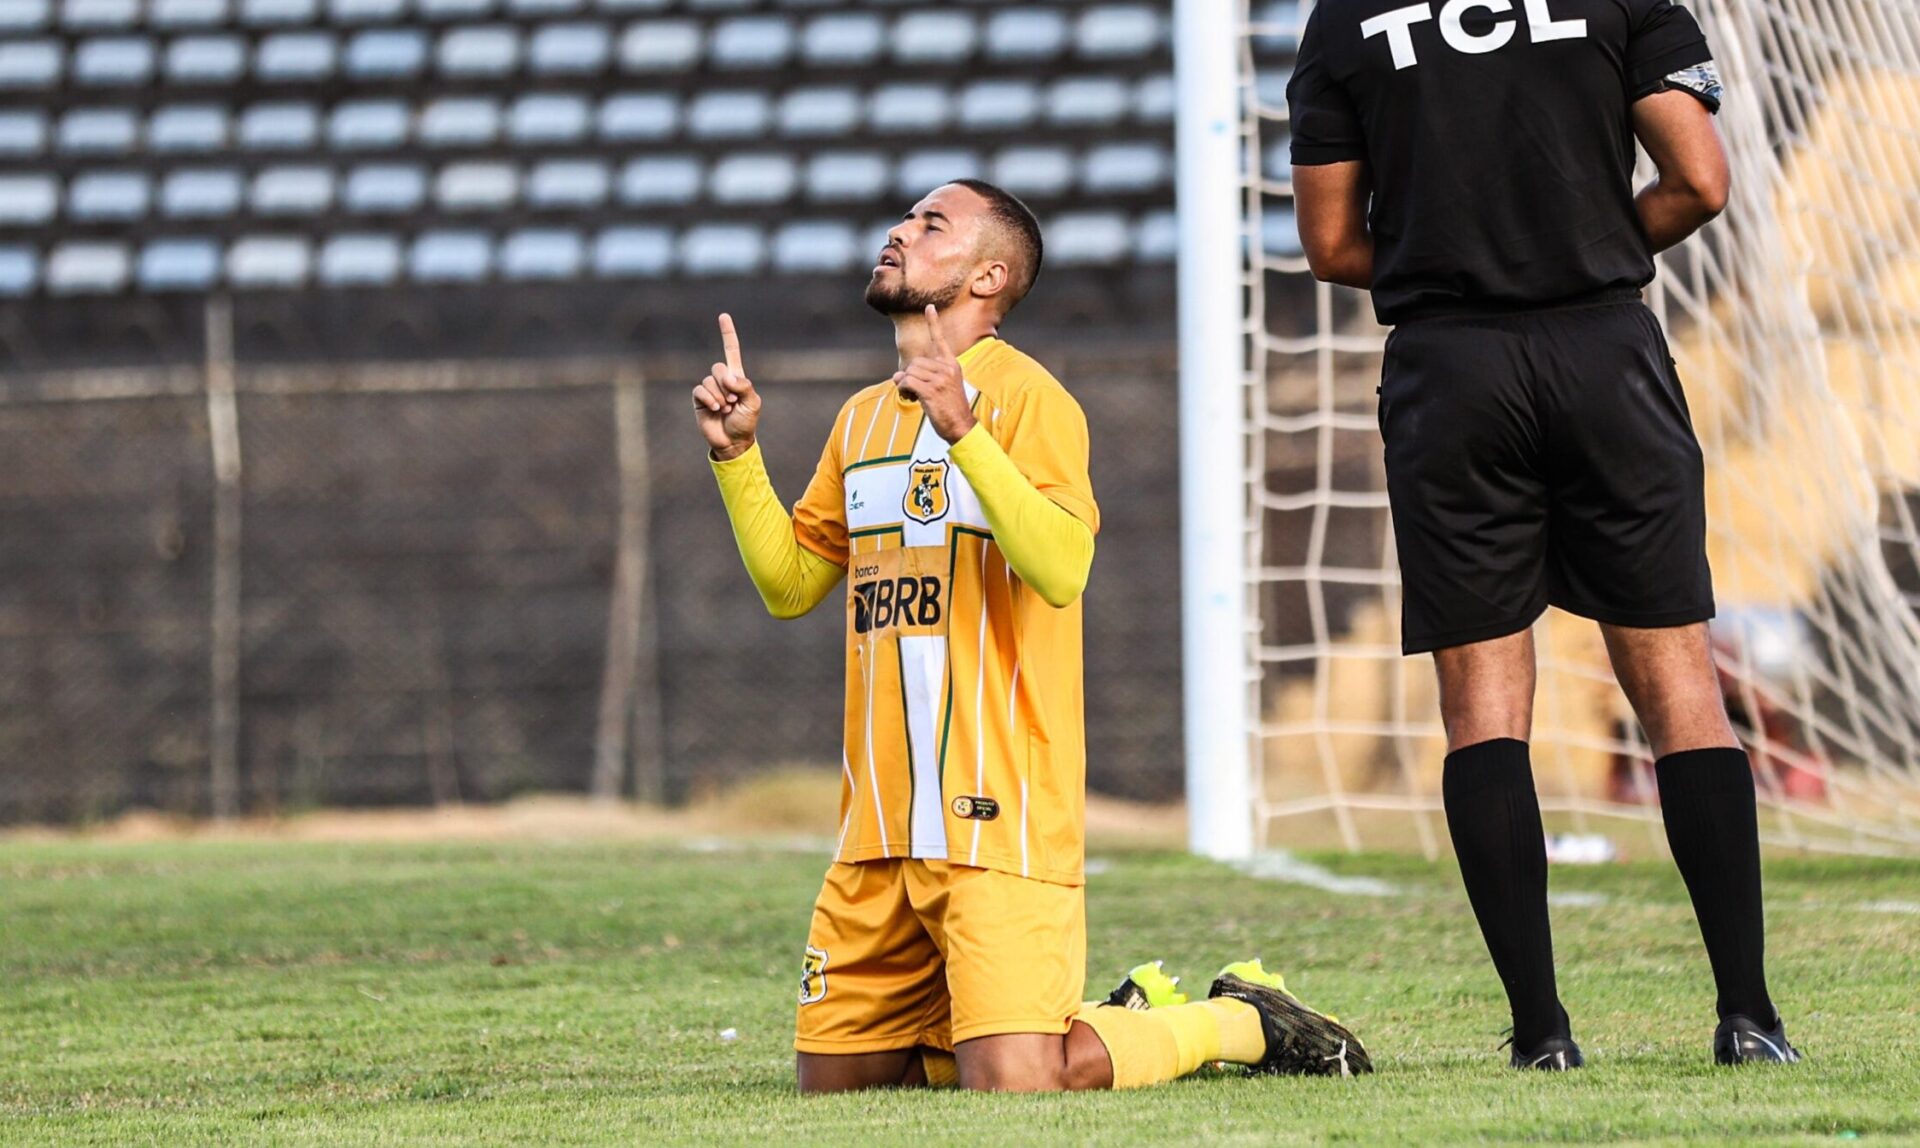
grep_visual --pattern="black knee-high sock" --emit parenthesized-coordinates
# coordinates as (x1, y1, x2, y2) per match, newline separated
(1656, 747, 1776, 1025)
(1442, 738, 1567, 1049)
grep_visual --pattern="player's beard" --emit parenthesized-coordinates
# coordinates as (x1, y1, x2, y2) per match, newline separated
(864, 264, 968, 316)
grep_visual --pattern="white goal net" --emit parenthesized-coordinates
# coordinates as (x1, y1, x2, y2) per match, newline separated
(1230, 0, 1920, 857)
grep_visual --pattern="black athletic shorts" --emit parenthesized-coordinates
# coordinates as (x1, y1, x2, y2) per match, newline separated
(1378, 298, 1714, 655)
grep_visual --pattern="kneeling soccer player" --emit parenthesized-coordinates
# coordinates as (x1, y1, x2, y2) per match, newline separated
(695, 179, 1372, 1091)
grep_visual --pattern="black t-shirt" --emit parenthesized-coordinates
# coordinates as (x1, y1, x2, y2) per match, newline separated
(1287, 0, 1718, 325)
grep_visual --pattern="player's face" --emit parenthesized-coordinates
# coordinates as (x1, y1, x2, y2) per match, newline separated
(864, 186, 986, 316)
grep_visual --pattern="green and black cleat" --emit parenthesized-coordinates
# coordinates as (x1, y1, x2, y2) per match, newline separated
(1714, 1014, 1803, 1065)
(1208, 959, 1374, 1077)
(1103, 960, 1189, 1010)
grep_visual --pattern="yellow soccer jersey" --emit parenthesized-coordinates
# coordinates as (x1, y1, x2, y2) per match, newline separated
(791, 338, 1099, 886)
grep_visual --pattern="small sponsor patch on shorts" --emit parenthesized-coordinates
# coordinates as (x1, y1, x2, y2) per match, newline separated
(799, 945, 828, 1005)
(950, 795, 999, 821)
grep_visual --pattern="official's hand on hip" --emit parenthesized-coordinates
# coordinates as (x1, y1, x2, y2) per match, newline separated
(694, 313, 761, 461)
(894, 304, 977, 444)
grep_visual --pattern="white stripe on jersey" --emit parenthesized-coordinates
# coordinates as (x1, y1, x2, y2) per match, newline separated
(902, 633, 947, 858)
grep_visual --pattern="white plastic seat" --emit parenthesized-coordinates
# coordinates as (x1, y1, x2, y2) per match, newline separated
(0, 113, 46, 155)
(1135, 73, 1175, 122)
(328, 0, 405, 22)
(619, 19, 701, 71)
(593, 226, 673, 277)
(440, 25, 519, 76)
(0, 176, 61, 224)
(804, 151, 886, 202)
(58, 107, 138, 152)
(139, 239, 222, 290)
(151, 0, 229, 26)
(48, 242, 132, 293)
(1134, 209, 1177, 263)
(712, 16, 792, 68)
(868, 84, 948, 134)
(75, 37, 155, 85)
(167, 36, 246, 83)
(709, 152, 796, 204)
(1251, 0, 1305, 51)
(527, 159, 609, 207)
(991, 146, 1072, 197)
(343, 164, 426, 212)
(681, 225, 763, 276)
(687, 90, 769, 138)
(0, 1, 52, 32)
(257, 32, 337, 80)
(530, 23, 610, 73)
(346, 28, 426, 77)
(1048, 211, 1130, 265)
(778, 87, 859, 137)
(1047, 76, 1129, 126)
(897, 149, 981, 196)
(1262, 137, 1290, 181)
(984, 9, 1065, 61)
(228, 236, 311, 286)
(329, 99, 408, 149)
(502, 229, 584, 279)
(63, 0, 141, 29)
(1082, 142, 1167, 192)
(252, 166, 333, 214)
(599, 92, 678, 140)
(435, 162, 518, 210)
(161, 169, 243, 216)
(687, 0, 753, 9)
(894, 12, 975, 63)
(239, 102, 320, 149)
(420, 97, 500, 147)
(509, 0, 583, 13)
(1076, 5, 1163, 58)
(510, 94, 590, 143)
(773, 221, 856, 273)
(242, 0, 319, 24)
(618, 156, 701, 205)
(319, 233, 401, 284)
(410, 231, 491, 281)
(0, 41, 63, 89)
(0, 247, 37, 296)
(596, 0, 670, 11)
(151, 105, 229, 151)
(801, 13, 881, 65)
(1262, 209, 1303, 257)
(958, 80, 1037, 130)
(418, 0, 493, 16)
(69, 170, 150, 220)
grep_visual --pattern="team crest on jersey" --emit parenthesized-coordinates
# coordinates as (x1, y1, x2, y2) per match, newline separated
(951, 795, 999, 821)
(904, 460, 951, 524)
(799, 945, 829, 1005)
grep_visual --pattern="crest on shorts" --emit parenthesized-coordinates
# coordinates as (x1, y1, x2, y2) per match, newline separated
(904, 460, 951, 525)
(799, 945, 829, 1005)
(951, 795, 999, 821)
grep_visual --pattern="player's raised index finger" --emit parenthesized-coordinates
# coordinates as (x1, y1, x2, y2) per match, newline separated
(718, 313, 744, 376)
(924, 304, 954, 360)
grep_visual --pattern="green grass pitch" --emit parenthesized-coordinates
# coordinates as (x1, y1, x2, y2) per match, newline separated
(3, 838, 1917, 1144)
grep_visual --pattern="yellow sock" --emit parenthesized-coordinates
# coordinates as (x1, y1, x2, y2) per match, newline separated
(1203, 997, 1268, 1065)
(1074, 999, 1266, 1088)
(920, 1048, 959, 1088)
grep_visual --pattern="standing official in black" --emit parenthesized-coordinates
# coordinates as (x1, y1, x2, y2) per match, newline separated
(1287, 0, 1800, 1068)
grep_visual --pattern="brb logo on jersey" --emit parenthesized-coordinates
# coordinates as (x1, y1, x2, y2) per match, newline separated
(1362, 0, 1586, 69)
(852, 572, 943, 634)
(903, 459, 951, 524)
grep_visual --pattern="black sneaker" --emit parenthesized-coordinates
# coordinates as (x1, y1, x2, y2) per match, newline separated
(1507, 1034, 1585, 1071)
(1102, 961, 1188, 1011)
(1208, 959, 1374, 1077)
(1714, 1014, 1803, 1065)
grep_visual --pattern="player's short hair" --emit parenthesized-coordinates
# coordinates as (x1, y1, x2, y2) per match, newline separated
(949, 178, 1043, 312)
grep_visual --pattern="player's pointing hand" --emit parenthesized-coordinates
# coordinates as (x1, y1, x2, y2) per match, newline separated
(894, 304, 977, 444)
(694, 313, 762, 461)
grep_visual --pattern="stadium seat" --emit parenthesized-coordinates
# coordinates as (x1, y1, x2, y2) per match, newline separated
(897, 149, 982, 196)
(252, 166, 334, 214)
(1136, 73, 1175, 122)
(58, 107, 138, 152)
(1262, 209, 1303, 256)
(1082, 142, 1167, 192)
(502, 228, 584, 279)
(346, 28, 427, 77)
(151, 105, 229, 151)
(409, 230, 491, 281)
(0, 247, 37, 296)
(343, 163, 427, 212)
(1135, 208, 1178, 263)
(801, 13, 883, 66)
(151, 0, 229, 27)
(0, 41, 63, 89)
(868, 84, 949, 133)
(166, 35, 247, 83)
(1047, 76, 1129, 125)
(510, 0, 585, 14)
(619, 19, 702, 72)
(138, 238, 222, 290)
(1254, 70, 1289, 115)
(257, 32, 338, 80)
(991, 146, 1072, 197)
(0, 112, 46, 155)
(984, 9, 1066, 61)
(710, 152, 797, 204)
(160, 169, 244, 216)
(0, 176, 61, 225)
(418, 0, 494, 17)
(619, 155, 702, 204)
(421, 97, 501, 146)
(1076, 5, 1164, 58)
(778, 87, 860, 137)
(0, 1, 51, 32)
(240, 102, 321, 149)
(527, 158, 610, 207)
(681, 224, 764, 275)
(772, 221, 857, 273)
(1047, 211, 1130, 264)
(712, 16, 793, 69)
(65, 0, 141, 29)
(243, 0, 320, 25)
(440, 25, 520, 76)
(530, 22, 611, 73)
(1251, 0, 1305, 52)
(687, 90, 769, 138)
(959, 80, 1039, 130)
(48, 241, 132, 293)
(319, 233, 402, 284)
(436, 162, 518, 210)
(805, 151, 887, 202)
(510, 93, 591, 142)
(593, 226, 673, 277)
(597, 0, 672, 11)
(228, 236, 311, 286)
(328, 99, 408, 149)
(328, 0, 406, 23)
(75, 37, 157, 85)
(69, 170, 150, 220)
(599, 92, 678, 140)
(1262, 137, 1290, 182)
(894, 12, 976, 63)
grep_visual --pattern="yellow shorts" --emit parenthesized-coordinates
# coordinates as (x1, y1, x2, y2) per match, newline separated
(793, 858, 1086, 1054)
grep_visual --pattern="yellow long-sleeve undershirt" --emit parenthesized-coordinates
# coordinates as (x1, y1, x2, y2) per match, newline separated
(710, 443, 844, 619)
